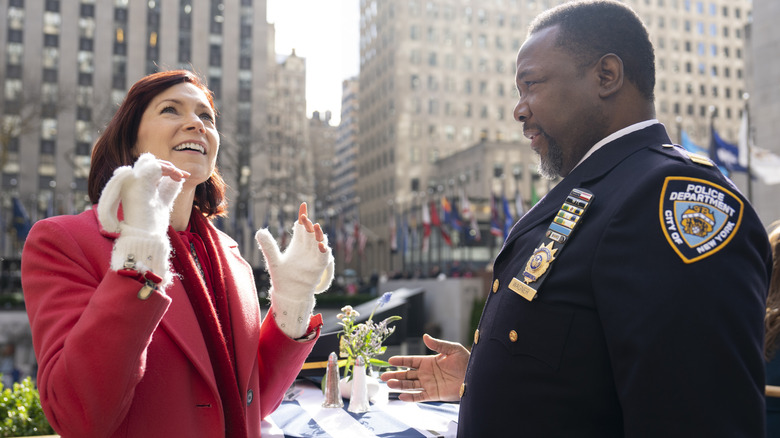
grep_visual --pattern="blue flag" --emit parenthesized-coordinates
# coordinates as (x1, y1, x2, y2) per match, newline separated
(681, 130, 707, 156)
(12, 197, 31, 240)
(490, 193, 502, 237)
(502, 193, 514, 238)
(710, 126, 747, 174)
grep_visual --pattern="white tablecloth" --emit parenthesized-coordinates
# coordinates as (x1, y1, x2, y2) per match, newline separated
(261, 379, 459, 438)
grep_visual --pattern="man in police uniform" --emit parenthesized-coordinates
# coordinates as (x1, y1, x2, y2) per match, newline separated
(381, 1, 772, 436)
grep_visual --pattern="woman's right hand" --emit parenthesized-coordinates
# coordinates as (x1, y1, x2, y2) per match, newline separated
(97, 153, 187, 288)
(98, 153, 187, 237)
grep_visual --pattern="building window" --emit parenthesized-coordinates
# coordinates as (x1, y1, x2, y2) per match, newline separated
(77, 106, 91, 121)
(8, 29, 23, 43)
(209, 44, 221, 66)
(45, 0, 60, 12)
(410, 75, 420, 90)
(209, 76, 221, 98)
(43, 47, 59, 69)
(493, 163, 504, 178)
(211, 1, 224, 34)
(44, 34, 59, 47)
(80, 3, 95, 17)
(115, 7, 127, 23)
(6, 65, 22, 79)
(7, 137, 20, 153)
(42, 68, 58, 83)
(40, 139, 56, 155)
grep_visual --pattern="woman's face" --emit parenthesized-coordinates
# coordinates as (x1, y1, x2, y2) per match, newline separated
(134, 82, 219, 187)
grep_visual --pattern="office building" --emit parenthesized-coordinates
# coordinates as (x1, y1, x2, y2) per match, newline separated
(0, 0, 274, 260)
(743, 0, 780, 225)
(356, 0, 752, 274)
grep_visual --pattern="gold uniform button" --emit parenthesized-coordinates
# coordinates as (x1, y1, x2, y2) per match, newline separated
(492, 279, 499, 293)
(509, 330, 518, 342)
(474, 329, 480, 345)
(459, 383, 466, 398)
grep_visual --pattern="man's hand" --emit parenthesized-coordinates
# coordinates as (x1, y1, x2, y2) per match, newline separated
(380, 334, 470, 402)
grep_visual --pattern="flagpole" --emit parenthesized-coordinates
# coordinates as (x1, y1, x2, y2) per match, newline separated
(743, 93, 753, 203)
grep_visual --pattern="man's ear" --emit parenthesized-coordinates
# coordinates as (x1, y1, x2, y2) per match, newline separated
(596, 53, 623, 98)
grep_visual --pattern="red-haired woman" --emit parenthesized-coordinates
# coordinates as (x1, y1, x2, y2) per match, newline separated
(21, 70, 334, 437)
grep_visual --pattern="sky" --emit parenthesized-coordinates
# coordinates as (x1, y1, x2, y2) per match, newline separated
(266, 0, 360, 126)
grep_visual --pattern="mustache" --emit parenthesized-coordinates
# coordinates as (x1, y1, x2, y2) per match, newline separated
(523, 123, 545, 138)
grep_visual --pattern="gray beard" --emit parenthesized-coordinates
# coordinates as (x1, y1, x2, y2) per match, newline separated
(538, 134, 564, 180)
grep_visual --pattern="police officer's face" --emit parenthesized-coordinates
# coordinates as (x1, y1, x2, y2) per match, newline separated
(513, 25, 609, 179)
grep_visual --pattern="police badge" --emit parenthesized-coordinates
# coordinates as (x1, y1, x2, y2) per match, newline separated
(659, 176, 743, 263)
(523, 241, 558, 284)
(509, 188, 594, 301)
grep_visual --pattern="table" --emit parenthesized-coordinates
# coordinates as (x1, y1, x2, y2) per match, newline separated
(261, 379, 459, 438)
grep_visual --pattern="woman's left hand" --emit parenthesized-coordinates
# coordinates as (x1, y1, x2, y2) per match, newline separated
(296, 203, 329, 255)
(255, 202, 334, 338)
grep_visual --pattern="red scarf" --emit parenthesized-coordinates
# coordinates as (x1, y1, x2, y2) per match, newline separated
(168, 209, 247, 437)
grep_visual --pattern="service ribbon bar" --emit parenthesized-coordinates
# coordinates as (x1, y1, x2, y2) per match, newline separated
(547, 188, 594, 243)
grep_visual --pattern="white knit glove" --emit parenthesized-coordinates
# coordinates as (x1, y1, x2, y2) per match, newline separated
(97, 153, 183, 290)
(256, 222, 334, 338)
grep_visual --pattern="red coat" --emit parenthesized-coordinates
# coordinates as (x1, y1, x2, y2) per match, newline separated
(21, 209, 321, 437)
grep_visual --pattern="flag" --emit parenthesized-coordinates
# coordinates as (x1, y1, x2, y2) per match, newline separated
(681, 129, 708, 156)
(214, 214, 226, 231)
(336, 215, 346, 252)
(489, 193, 502, 237)
(401, 216, 409, 254)
(45, 192, 55, 218)
(468, 209, 481, 242)
(358, 226, 368, 255)
(421, 200, 431, 252)
(345, 220, 356, 263)
(429, 201, 451, 246)
(277, 208, 288, 248)
(514, 188, 525, 218)
(12, 197, 31, 240)
(749, 147, 780, 185)
(246, 199, 255, 232)
(354, 221, 367, 255)
(738, 109, 780, 185)
(710, 125, 747, 174)
(530, 183, 541, 207)
(460, 188, 481, 242)
(262, 207, 270, 230)
(502, 192, 514, 238)
(408, 209, 418, 251)
(441, 196, 462, 232)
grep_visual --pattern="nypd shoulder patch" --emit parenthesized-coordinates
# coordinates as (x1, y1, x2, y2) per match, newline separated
(659, 176, 743, 263)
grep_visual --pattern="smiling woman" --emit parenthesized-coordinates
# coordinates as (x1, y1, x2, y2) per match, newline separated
(21, 69, 335, 438)
(133, 82, 220, 228)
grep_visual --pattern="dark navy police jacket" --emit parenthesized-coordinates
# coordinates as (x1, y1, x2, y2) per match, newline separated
(458, 124, 771, 437)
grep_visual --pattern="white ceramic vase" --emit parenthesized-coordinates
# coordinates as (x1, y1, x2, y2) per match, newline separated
(338, 374, 380, 400)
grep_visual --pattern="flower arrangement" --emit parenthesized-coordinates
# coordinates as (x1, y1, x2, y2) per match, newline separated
(337, 292, 402, 379)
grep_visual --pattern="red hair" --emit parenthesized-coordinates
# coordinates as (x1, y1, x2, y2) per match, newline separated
(88, 70, 227, 217)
